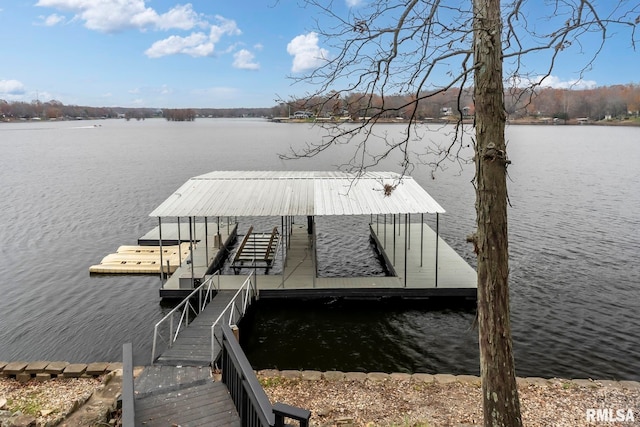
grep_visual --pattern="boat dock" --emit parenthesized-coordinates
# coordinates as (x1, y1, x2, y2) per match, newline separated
(143, 171, 477, 301)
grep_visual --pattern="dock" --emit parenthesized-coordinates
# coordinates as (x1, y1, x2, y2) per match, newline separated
(140, 171, 477, 301)
(134, 365, 240, 426)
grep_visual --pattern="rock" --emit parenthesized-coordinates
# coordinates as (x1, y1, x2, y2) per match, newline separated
(618, 380, 640, 390)
(456, 375, 481, 386)
(301, 371, 322, 381)
(62, 364, 87, 378)
(367, 372, 389, 382)
(0, 398, 6, 410)
(280, 370, 301, 380)
(35, 373, 52, 382)
(434, 374, 458, 384)
(344, 372, 367, 382)
(389, 372, 412, 381)
(86, 362, 109, 376)
(44, 362, 68, 375)
(412, 373, 435, 384)
(24, 361, 49, 374)
(323, 371, 345, 382)
(8, 414, 37, 427)
(16, 372, 32, 383)
(3, 362, 28, 376)
(258, 369, 280, 378)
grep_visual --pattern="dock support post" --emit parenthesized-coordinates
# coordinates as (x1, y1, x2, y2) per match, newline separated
(189, 217, 195, 289)
(158, 217, 164, 284)
(435, 213, 440, 288)
(177, 217, 181, 247)
(205, 217, 209, 267)
(312, 216, 317, 288)
(393, 214, 396, 266)
(404, 213, 408, 287)
(281, 216, 285, 288)
(383, 215, 387, 248)
(407, 213, 411, 250)
(420, 214, 424, 267)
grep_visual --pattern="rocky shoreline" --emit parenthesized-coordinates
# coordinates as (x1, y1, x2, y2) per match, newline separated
(2, 362, 639, 426)
(256, 370, 640, 427)
(0, 361, 122, 427)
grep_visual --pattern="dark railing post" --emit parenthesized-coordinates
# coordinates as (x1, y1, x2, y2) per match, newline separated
(121, 343, 135, 427)
(220, 324, 310, 427)
(273, 403, 311, 427)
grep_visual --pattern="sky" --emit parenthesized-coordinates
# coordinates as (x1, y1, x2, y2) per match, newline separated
(0, 0, 638, 109)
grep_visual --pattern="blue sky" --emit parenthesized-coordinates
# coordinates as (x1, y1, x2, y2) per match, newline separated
(0, 0, 638, 108)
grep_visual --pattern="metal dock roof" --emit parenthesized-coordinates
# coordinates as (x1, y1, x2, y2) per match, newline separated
(149, 171, 445, 217)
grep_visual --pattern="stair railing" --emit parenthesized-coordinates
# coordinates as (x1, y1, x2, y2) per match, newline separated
(151, 271, 221, 364)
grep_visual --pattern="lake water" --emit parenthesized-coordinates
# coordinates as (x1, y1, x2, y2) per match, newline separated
(0, 119, 638, 381)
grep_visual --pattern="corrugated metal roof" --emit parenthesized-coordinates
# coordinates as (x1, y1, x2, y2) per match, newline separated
(149, 171, 445, 217)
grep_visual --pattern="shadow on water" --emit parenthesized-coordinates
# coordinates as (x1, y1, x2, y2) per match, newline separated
(239, 298, 479, 374)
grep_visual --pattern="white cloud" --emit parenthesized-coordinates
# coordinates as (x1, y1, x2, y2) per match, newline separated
(287, 32, 329, 73)
(537, 75, 597, 90)
(209, 16, 241, 43)
(145, 33, 212, 58)
(508, 74, 597, 90)
(36, 2, 243, 60)
(0, 79, 26, 95)
(233, 49, 260, 70)
(42, 13, 65, 26)
(35, 0, 202, 33)
(144, 16, 240, 58)
(345, 0, 364, 7)
(154, 4, 201, 31)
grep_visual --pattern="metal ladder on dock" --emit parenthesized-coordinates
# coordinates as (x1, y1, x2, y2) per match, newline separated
(231, 226, 280, 273)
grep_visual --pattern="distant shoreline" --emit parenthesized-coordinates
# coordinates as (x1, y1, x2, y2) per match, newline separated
(2, 116, 639, 127)
(273, 116, 640, 126)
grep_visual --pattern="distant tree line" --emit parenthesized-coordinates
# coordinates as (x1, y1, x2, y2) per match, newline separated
(276, 83, 640, 122)
(2, 84, 638, 122)
(163, 109, 196, 121)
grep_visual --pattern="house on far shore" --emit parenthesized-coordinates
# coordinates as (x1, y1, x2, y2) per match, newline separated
(292, 111, 313, 119)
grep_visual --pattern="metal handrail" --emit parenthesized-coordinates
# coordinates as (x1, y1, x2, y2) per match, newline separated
(151, 271, 221, 364)
(210, 271, 257, 366)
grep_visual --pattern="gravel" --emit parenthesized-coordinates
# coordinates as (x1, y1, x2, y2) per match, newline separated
(257, 373, 640, 427)
(1, 372, 638, 426)
(0, 376, 103, 426)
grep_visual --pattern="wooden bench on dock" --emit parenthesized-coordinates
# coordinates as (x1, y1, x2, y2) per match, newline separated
(231, 226, 280, 273)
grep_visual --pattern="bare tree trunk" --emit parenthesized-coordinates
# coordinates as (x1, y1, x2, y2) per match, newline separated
(473, 0, 522, 426)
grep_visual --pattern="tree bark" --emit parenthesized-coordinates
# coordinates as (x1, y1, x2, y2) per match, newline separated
(473, 0, 522, 426)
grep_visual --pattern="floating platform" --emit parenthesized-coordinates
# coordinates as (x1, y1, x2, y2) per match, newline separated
(89, 243, 190, 274)
(90, 220, 237, 275)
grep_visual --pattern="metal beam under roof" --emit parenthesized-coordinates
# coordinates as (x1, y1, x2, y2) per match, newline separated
(149, 171, 445, 217)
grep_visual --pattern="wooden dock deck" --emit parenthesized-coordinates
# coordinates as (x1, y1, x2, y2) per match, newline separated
(134, 365, 240, 426)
